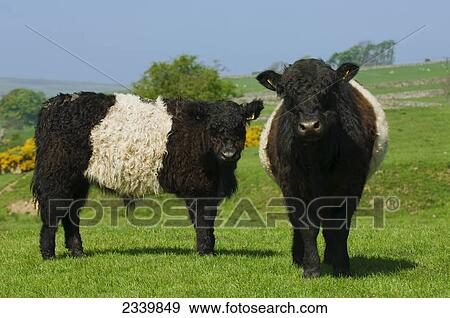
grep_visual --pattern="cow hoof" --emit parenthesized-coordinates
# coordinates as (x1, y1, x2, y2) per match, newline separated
(303, 269, 321, 278)
(198, 250, 215, 256)
(333, 268, 351, 277)
(41, 252, 55, 260)
(70, 249, 85, 258)
(293, 258, 304, 267)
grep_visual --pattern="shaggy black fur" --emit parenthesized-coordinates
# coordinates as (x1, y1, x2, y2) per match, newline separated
(32, 93, 263, 259)
(158, 98, 263, 255)
(32, 93, 115, 259)
(257, 59, 376, 278)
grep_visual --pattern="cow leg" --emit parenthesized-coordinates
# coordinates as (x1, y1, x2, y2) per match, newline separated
(39, 191, 71, 260)
(292, 229, 305, 266)
(331, 227, 351, 277)
(333, 196, 357, 277)
(287, 197, 320, 277)
(300, 226, 320, 278)
(322, 218, 351, 277)
(322, 228, 336, 265)
(302, 206, 321, 278)
(40, 222, 57, 260)
(186, 199, 218, 255)
(62, 177, 90, 258)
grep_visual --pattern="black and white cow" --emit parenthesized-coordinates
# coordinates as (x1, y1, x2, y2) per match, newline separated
(257, 59, 388, 277)
(32, 92, 263, 259)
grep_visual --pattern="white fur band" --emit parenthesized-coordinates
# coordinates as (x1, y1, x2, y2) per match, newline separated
(350, 80, 389, 178)
(84, 94, 172, 197)
(259, 100, 282, 179)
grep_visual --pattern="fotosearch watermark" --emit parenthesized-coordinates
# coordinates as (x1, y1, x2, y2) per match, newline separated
(43, 196, 400, 230)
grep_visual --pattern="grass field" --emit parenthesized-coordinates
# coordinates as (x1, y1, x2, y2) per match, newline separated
(0, 63, 449, 297)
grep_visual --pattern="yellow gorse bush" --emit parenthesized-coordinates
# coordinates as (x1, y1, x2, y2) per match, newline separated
(0, 138, 36, 174)
(245, 125, 262, 148)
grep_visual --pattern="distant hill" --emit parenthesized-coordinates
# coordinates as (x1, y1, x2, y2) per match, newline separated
(0, 77, 128, 97)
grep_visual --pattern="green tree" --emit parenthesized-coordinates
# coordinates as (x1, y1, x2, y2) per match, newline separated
(133, 55, 237, 100)
(0, 88, 46, 128)
(328, 40, 395, 67)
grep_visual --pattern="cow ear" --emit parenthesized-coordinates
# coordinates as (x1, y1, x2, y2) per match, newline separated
(256, 70, 281, 91)
(336, 63, 359, 81)
(243, 99, 264, 122)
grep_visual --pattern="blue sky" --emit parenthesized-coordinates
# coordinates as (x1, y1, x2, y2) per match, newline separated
(0, 0, 448, 83)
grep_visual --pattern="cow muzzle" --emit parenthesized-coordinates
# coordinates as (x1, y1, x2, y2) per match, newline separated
(298, 119, 323, 139)
(219, 146, 239, 162)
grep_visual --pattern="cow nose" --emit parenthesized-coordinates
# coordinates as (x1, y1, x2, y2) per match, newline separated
(221, 148, 237, 160)
(298, 120, 321, 135)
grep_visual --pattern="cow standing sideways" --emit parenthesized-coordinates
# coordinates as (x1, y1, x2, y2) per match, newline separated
(32, 93, 263, 259)
(257, 59, 388, 277)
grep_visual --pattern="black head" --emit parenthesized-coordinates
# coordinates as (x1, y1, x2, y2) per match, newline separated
(186, 99, 263, 163)
(257, 59, 359, 142)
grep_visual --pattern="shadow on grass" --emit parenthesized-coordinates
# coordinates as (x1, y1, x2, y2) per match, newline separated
(322, 255, 417, 277)
(86, 246, 281, 258)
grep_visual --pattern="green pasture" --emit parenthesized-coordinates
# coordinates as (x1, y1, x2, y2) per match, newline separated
(0, 101, 448, 297)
